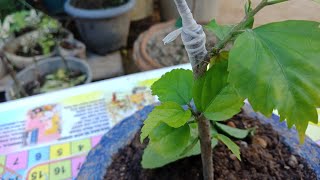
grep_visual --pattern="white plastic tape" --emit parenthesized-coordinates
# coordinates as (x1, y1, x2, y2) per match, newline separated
(163, 0, 207, 68)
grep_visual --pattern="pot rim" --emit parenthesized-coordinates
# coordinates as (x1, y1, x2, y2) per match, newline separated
(64, 0, 136, 19)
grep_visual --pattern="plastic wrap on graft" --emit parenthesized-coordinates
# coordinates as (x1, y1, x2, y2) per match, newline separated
(163, 0, 207, 69)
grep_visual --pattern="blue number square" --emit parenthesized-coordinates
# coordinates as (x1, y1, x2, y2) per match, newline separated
(28, 146, 50, 167)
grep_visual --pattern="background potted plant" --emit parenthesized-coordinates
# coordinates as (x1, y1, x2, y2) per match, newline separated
(77, 0, 320, 179)
(4, 56, 92, 101)
(64, 0, 135, 55)
(2, 10, 73, 69)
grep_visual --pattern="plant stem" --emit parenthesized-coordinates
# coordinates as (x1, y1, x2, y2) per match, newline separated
(190, 2, 271, 179)
(212, 0, 269, 54)
(196, 114, 213, 180)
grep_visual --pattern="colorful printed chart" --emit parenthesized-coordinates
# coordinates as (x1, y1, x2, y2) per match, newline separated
(0, 135, 101, 180)
(0, 64, 319, 180)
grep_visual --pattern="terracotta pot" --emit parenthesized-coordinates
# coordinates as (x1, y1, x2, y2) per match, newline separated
(133, 21, 186, 71)
(133, 20, 217, 71)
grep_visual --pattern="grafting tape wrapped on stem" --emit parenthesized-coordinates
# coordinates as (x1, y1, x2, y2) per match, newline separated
(163, 0, 207, 69)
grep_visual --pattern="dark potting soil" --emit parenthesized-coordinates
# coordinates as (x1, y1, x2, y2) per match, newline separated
(71, 0, 129, 10)
(52, 30, 70, 40)
(105, 114, 317, 180)
(16, 43, 45, 57)
(60, 41, 77, 50)
(14, 27, 35, 37)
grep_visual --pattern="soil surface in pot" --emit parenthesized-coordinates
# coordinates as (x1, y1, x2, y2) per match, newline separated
(15, 43, 50, 57)
(105, 113, 317, 180)
(71, 0, 129, 10)
(14, 27, 36, 37)
(146, 26, 216, 67)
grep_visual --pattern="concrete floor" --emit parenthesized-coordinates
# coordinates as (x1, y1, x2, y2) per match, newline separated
(216, 0, 320, 26)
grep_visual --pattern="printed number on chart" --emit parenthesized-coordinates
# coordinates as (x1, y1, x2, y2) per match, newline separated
(13, 158, 19, 165)
(54, 166, 65, 175)
(35, 153, 42, 161)
(31, 171, 44, 180)
(57, 149, 63, 156)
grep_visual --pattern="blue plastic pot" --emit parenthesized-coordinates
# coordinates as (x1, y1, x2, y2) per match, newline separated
(43, 0, 66, 14)
(77, 104, 320, 179)
(64, 0, 135, 55)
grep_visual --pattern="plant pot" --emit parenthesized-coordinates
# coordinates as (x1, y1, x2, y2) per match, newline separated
(43, 0, 66, 14)
(159, 0, 218, 22)
(133, 21, 216, 71)
(3, 31, 57, 69)
(64, 0, 135, 55)
(77, 104, 320, 179)
(5, 56, 92, 101)
(0, 56, 7, 79)
(58, 39, 86, 58)
(0, 38, 11, 79)
(130, 0, 153, 21)
(3, 28, 73, 69)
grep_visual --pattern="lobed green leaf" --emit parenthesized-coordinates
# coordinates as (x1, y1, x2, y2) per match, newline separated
(142, 123, 220, 168)
(205, 19, 234, 41)
(148, 124, 190, 158)
(193, 60, 244, 121)
(142, 124, 194, 168)
(228, 20, 320, 142)
(151, 69, 193, 105)
(140, 102, 191, 142)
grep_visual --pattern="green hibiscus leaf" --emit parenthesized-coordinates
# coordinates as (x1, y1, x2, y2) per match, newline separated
(193, 60, 244, 121)
(149, 124, 190, 158)
(228, 20, 320, 142)
(142, 136, 197, 169)
(142, 124, 200, 168)
(142, 145, 177, 169)
(151, 69, 193, 105)
(204, 85, 245, 121)
(140, 102, 191, 142)
(205, 19, 234, 41)
(215, 122, 250, 139)
(211, 137, 218, 148)
(216, 134, 241, 160)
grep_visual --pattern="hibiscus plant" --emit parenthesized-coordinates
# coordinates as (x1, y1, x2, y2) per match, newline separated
(140, 0, 320, 179)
